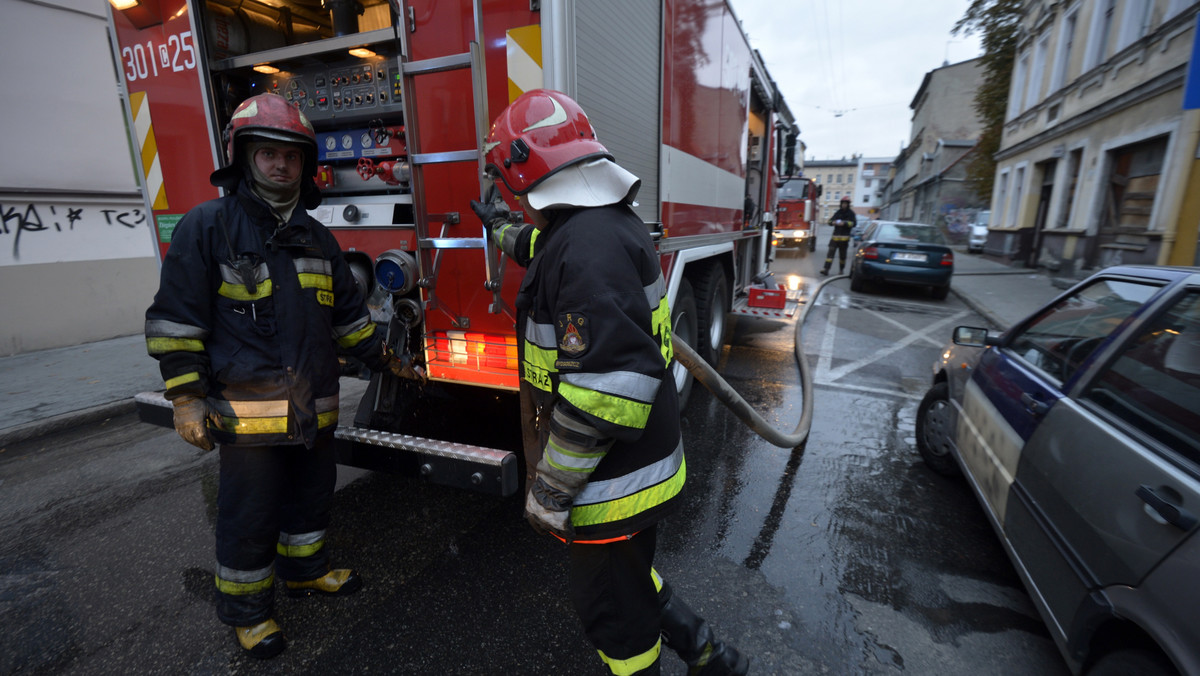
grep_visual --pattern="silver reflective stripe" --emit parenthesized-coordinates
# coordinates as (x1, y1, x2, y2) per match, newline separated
(546, 442, 604, 471)
(561, 371, 660, 403)
(574, 439, 683, 506)
(525, 320, 557, 348)
(644, 274, 666, 309)
(145, 318, 208, 339)
(294, 257, 332, 275)
(334, 314, 372, 339)
(211, 398, 289, 417)
(315, 395, 339, 413)
(279, 529, 326, 547)
(218, 261, 269, 285)
(216, 563, 273, 583)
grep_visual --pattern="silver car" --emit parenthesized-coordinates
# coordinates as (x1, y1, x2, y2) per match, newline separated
(916, 265, 1200, 675)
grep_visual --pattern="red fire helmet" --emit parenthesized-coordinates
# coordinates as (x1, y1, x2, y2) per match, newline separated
(224, 93, 317, 176)
(483, 89, 612, 196)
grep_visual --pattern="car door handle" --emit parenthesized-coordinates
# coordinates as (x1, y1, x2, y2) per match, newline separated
(1020, 392, 1050, 416)
(1136, 485, 1199, 531)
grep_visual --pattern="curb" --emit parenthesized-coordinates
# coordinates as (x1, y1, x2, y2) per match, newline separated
(949, 287, 1007, 333)
(0, 398, 137, 449)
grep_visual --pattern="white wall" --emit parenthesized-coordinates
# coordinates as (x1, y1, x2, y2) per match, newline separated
(0, 0, 158, 356)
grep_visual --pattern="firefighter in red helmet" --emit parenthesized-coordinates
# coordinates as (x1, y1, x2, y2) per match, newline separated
(471, 89, 749, 676)
(145, 92, 424, 659)
(821, 196, 857, 275)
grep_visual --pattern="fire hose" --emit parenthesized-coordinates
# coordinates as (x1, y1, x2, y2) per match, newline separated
(671, 274, 847, 449)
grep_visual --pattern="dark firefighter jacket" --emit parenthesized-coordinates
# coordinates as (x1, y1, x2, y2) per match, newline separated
(145, 176, 386, 448)
(829, 207, 857, 240)
(493, 204, 684, 541)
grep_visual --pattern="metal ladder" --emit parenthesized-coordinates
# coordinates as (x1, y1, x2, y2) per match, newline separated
(394, 0, 512, 327)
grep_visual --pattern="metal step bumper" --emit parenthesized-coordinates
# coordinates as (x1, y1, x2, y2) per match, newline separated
(133, 391, 520, 497)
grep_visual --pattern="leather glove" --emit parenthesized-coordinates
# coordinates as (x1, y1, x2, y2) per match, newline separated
(172, 395, 221, 452)
(387, 351, 427, 384)
(523, 408, 611, 542)
(469, 183, 512, 230)
(525, 471, 578, 542)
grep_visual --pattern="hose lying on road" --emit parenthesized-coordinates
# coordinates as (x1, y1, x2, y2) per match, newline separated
(672, 274, 848, 449)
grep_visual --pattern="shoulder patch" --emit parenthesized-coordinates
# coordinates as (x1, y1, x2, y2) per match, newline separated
(557, 312, 589, 356)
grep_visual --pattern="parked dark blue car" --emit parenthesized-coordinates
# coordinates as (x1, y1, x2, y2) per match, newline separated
(849, 221, 954, 299)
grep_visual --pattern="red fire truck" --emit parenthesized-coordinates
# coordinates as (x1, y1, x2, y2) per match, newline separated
(110, 0, 798, 497)
(774, 176, 821, 253)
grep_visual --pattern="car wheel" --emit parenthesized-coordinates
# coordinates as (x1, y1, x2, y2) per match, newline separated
(850, 266, 864, 292)
(931, 283, 950, 300)
(1087, 649, 1175, 676)
(671, 278, 698, 410)
(916, 381, 959, 476)
(692, 263, 729, 366)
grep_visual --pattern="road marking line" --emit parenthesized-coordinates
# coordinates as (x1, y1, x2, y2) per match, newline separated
(825, 310, 968, 382)
(865, 308, 948, 347)
(816, 306, 839, 380)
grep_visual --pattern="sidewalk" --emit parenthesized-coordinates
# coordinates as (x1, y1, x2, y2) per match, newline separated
(0, 254, 1079, 448)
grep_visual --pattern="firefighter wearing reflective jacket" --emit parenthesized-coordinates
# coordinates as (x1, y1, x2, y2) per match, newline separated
(144, 93, 424, 659)
(820, 196, 857, 275)
(471, 89, 749, 676)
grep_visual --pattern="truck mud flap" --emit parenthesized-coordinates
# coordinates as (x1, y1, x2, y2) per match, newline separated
(133, 390, 520, 497)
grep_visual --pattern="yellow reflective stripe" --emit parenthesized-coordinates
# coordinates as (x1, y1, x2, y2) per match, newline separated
(297, 272, 332, 291)
(277, 539, 325, 558)
(651, 296, 673, 366)
(523, 341, 557, 391)
(597, 638, 660, 676)
(572, 455, 686, 528)
(318, 409, 339, 429)
(559, 381, 651, 429)
(147, 336, 205, 354)
(545, 437, 604, 473)
(214, 573, 274, 595)
(336, 321, 376, 348)
(165, 372, 200, 389)
(216, 414, 287, 434)
(650, 568, 663, 593)
(528, 227, 540, 259)
(218, 278, 274, 301)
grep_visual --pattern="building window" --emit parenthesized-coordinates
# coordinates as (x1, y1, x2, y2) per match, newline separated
(1027, 32, 1050, 108)
(1051, 5, 1078, 92)
(997, 168, 1010, 227)
(1010, 166, 1026, 228)
(1084, 0, 1116, 72)
(1059, 148, 1083, 229)
(864, 178, 871, 188)
(862, 194, 869, 203)
(1118, 0, 1153, 51)
(1009, 48, 1029, 119)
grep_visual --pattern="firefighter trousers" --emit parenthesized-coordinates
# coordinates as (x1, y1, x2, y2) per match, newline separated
(214, 436, 337, 627)
(569, 526, 663, 675)
(823, 237, 850, 272)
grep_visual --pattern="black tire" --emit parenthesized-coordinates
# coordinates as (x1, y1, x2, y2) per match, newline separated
(691, 263, 729, 365)
(916, 381, 959, 476)
(809, 235, 817, 252)
(931, 283, 950, 300)
(1087, 649, 1177, 676)
(671, 278, 698, 410)
(849, 267, 864, 292)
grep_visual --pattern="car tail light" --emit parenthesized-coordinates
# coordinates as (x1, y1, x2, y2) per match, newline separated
(863, 246, 879, 260)
(941, 251, 954, 266)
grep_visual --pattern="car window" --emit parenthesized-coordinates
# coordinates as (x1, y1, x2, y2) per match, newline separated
(1082, 289, 1200, 463)
(876, 224, 946, 244)
(1005, 278, 1160, 383)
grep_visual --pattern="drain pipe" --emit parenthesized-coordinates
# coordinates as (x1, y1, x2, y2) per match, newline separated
(673, 274, 847, 449)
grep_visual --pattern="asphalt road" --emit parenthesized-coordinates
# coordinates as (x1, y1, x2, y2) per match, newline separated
(0, 248, 1071, 675)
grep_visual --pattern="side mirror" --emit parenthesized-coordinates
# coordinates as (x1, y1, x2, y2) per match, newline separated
(952, 326, 998, 347)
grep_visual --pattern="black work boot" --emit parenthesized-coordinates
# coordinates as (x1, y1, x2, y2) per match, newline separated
(659, 583, 749, 676)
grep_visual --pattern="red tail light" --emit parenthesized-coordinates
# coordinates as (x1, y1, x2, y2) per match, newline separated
(941, 251, 955, 267)
(863, 246, 879, 260)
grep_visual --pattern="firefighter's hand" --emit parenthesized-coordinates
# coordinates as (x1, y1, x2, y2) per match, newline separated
(172, 396, 220, 452)
(524, 474, 576, 542)
(470, 184, 512, 229)
(387, 352, 427, 384)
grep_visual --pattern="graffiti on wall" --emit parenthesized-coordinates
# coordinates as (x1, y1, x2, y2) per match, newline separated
(0, 200, 152, 266)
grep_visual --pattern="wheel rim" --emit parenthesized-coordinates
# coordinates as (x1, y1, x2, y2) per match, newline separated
(921, 399, 953, 457)
(708, 284, 728, 355)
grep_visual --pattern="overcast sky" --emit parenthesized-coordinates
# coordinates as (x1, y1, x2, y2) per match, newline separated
(731, 0, 984, 163)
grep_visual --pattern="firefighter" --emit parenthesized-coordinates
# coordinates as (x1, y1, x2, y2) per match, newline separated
(470, 89, 749, 676)
(144, 93, 424, 659)
(820, 196, 857, 275)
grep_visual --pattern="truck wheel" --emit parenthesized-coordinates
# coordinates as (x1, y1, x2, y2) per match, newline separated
(692, 263, 729, 365)
(1087, 649, 1175, 676)
(809, 236, 816, 252)
(671, 278, 698, 409)
(916, 382, 959, 476)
